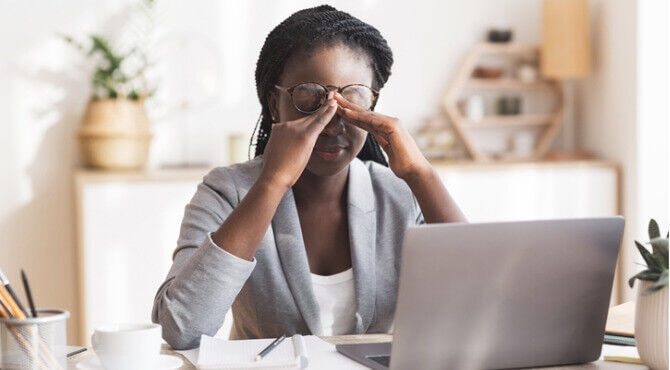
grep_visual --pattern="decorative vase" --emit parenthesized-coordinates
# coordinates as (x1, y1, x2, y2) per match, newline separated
(78, 98, 152, 170)
(635, 280, 669, 370)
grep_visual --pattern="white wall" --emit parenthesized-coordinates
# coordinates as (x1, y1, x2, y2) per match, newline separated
(0, 0, 117, 344)
(577, 0, 669, 302)
(0, 0, 546, 344)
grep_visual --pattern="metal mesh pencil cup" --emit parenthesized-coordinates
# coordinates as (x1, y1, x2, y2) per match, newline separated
(0, 309, 69, 369)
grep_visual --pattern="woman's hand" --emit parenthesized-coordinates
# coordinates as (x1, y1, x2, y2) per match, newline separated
(334, 93, 431, 181)
(335, 93, 466, 223)
(259, 92, 338, 190)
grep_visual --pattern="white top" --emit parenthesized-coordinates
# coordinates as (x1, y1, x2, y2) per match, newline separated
(310, 268, 357, 336)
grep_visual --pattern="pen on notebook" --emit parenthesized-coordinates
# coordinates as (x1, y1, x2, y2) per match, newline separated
(0, 268, 28, 317)
(254, 334, 287, 361)
(21, 269, 38, 317)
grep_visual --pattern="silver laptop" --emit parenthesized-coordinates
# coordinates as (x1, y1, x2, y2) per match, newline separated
(337, 217, 624, 369)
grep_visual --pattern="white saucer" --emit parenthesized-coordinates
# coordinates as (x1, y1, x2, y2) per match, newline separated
(77, 354, 183, 369)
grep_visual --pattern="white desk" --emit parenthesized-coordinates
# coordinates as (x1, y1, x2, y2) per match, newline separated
(66, 334, 647, 369)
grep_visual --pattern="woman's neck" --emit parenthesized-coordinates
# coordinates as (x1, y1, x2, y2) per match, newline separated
(292, 165, 349, 207)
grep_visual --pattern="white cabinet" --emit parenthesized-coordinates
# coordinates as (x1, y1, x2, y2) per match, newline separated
(75, 169, 207, 344)
(433, 161, 619, 221)
(75, 160, 618, 344)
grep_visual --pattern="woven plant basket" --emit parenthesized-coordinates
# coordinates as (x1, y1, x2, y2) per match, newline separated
(78, 98, 152, 169)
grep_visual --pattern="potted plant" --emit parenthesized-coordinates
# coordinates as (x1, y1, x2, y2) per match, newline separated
(629, 219, 668, 370)
(64, 1, 155, 169)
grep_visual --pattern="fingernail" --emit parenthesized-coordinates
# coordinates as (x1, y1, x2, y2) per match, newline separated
(328, 91, 333, 99)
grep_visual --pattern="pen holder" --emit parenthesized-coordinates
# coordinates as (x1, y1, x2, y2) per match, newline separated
(0, 309, 69, 369)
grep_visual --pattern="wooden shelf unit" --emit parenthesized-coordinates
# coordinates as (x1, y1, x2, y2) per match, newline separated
(462, 114, 553, 128)
(465, 78, 554, 90)
(442, 43, 565, 161)
(472, 42, 539, 55)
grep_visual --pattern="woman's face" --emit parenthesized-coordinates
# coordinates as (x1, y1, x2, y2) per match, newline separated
(269, 43, 374, 177)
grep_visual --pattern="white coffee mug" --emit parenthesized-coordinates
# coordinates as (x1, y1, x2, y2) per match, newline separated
(91, 323, 162, 370)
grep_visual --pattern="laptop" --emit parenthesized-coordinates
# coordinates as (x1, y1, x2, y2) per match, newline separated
(337, 217, 624, 369)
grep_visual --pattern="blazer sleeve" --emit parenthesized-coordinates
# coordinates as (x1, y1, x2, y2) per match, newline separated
(152, 168, 257, 350)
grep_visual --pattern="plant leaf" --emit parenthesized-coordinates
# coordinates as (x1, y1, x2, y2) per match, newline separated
(628, 270, 661, 288)
(649, 219, 660, 239)
(654, 270, 669, 286)
(650, 237, 669, 269)
(635, 240, 661, 271)
(643, 271, 668, 295)
(643, 285, 666, 295)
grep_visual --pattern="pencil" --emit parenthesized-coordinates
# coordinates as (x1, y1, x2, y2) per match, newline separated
(0, 284, 26, 319)
(21, 270, 37, 318)
(0, 297, 13, 318)
(0, 268, 28, 317)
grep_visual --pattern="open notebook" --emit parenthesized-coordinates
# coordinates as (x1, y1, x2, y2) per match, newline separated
(197, 335, 304, 369)
(176, 334, 367, 369)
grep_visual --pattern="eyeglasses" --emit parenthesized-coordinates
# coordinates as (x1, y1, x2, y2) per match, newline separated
(274, 82, 379, 113)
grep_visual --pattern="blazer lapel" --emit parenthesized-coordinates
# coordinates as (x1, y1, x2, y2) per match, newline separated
(347, 159, 377, 333)
(271, 188, 323, 335)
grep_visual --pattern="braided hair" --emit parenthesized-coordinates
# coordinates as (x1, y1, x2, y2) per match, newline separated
(251, 5, 392, 166)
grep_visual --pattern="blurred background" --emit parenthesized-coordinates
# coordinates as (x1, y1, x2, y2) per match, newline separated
(0, 0, 667, 345)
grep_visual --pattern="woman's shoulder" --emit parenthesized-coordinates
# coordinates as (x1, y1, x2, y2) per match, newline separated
(202, 156, 263, 193)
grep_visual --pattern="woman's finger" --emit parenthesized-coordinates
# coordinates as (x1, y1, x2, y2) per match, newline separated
(296, 91, 333, 127)
(333, 92, 365, 112)
(336, 106, 374, 132)
(338, 105, 393, 133)
(336, 107, 391, 148)
(306, 98, 338, 134)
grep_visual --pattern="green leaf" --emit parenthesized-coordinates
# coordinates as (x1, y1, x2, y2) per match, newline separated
(89, 35, 122, 72)
(635, 241, 662, 271)
(643, 285, 666, 295)
(649, 219, 660, 239)
(650, 237, 669, 269)
(628, 270, 661, 288)
(643, 271, 668, 295)
(654, 270, 669, 286)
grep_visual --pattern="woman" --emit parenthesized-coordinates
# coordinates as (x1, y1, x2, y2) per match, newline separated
(152, 5, 465, 350)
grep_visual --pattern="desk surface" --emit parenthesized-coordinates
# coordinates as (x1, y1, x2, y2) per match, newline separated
(66, 334, 647, 369)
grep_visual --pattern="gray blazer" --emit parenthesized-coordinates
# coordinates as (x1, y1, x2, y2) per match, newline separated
(152, 157, 424, 349)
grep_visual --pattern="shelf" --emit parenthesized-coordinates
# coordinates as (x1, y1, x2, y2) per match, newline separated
(463, 114, 553, 128)
(473, 43, 539, 55)
(443, 43, 564, 161)
(465, 78, 553, 90)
